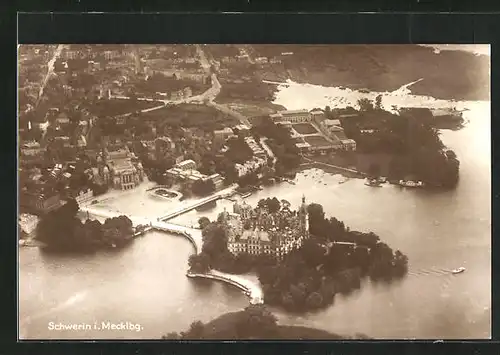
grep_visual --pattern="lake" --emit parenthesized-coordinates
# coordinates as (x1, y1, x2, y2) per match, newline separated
(19, 81, 490, 339)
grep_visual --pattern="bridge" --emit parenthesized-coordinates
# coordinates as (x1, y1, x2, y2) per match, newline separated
(79, 205, 203, 252)
(151, 220, 203, 253)
(79, 184, 266, 306)
(187, 270, 263, 305)
(157, 185, 238, 221)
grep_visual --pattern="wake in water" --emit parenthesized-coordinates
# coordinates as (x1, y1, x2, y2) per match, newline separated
(408, 267, 457, 277)
(20, 290, 88, 326)
(390, 78, 424, 96)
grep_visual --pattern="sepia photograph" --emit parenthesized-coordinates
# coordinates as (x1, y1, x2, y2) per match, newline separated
(18, 43, 490, 340)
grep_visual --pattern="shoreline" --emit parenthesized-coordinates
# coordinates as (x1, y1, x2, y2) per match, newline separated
(77, 188, 265, 306)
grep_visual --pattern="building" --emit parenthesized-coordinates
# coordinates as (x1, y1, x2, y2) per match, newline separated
(208, 173, 225, 189)
(20, 190, 64, 214)
(234, 124, 250, 133)
(341, 139, 357, 151)
(183, 87, 192, 98)
(322, 119, 341, 128)
(166, 167, 225, 189)
(224, 196, 309, 260)
(73, 188, 94, 205)
(213, 127, 235, 146)
(20, 141, 44, 156)
(176, 159, 197, 171)
(244, 136, 266, 158)
(54, 136, 71, 147)
(320, 119, 344, 135)
(310, 109, 325, 121)
(234, 156, 267, 177)
(270, 109, 311, 123)
(77, 136, 87, 147)
(104, 146, 144, 190)
(18, 213, 39, 235)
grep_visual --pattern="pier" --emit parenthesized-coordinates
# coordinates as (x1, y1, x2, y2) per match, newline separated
(187, 270, 263, 305)
(79, 186, 264, 305)
(301, 157, 367, 177)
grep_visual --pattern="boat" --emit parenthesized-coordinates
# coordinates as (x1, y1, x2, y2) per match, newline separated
(365, 178, 382, 187)
(398, 180, 424, 188)
(451, 267, 466, 274)
(377, 176, 388, 183)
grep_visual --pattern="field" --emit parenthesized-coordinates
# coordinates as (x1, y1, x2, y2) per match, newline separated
(139, 103, 239, 130)
(84, 99, 164, 117)
(216, 99, 285, 119)
(304, 135, 333, 147)
(292, 123, 319, 135)
(134, 74, 209, 96)
(216, 82, 278, 103)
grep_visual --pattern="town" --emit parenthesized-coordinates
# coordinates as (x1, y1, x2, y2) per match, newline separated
(18, 45, 367, 238)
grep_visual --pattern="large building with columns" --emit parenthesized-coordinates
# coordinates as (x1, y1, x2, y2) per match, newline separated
(102, 146, 144, 191)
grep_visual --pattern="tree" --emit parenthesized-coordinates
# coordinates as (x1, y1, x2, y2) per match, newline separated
(188, 252, 211, 273)
(267, 197, 281, 213)
(162, 332, 180, 339)
(238, 305, 278, 337)
(367, 163, 381, 177)
(198, 217, 211, 230)
(357, 98, 374, 112)
(184, 321, 205, 339)
(300, 238, 326, 267)
(375, 94, 383, 110)
(306, 291, 324, 309)
(201, 224, 228, 259)
(257, 199, 267, 209)
(192, 179, 216, 197)
(325, 106, 331, 118)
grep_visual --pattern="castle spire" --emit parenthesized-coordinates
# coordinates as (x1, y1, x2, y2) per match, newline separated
(302, 194, 306, 204)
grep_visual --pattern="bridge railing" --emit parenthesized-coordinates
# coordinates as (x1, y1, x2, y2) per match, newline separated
(157, 194, 223, 221)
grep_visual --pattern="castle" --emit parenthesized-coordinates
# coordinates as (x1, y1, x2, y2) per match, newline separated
(220, 196, 309, 260)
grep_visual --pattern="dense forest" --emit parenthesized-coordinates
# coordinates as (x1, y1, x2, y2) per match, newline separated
(161, 304, 367, 339)
(251, 118, 301, 175)
(188, 198, 408, 312)
(249, 44, 489, 101)
(337, 100, 460, 188)
(36, 199, 135, 252)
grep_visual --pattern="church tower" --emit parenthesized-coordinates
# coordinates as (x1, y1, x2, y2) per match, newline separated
(298, 194, 309, 237)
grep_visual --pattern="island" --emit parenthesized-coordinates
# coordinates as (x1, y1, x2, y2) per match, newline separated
(161, 304, 370, 340)
(188, 196, 408, 312)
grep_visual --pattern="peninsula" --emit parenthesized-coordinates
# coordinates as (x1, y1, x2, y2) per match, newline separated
(188, 197, 408, 312)
(162, 304, 370, 340)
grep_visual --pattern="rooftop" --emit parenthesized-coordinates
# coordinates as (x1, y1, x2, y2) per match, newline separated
(323, 119, 341, 126)
(279, 109, 310, 115)
(176, 159, 196, 167)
